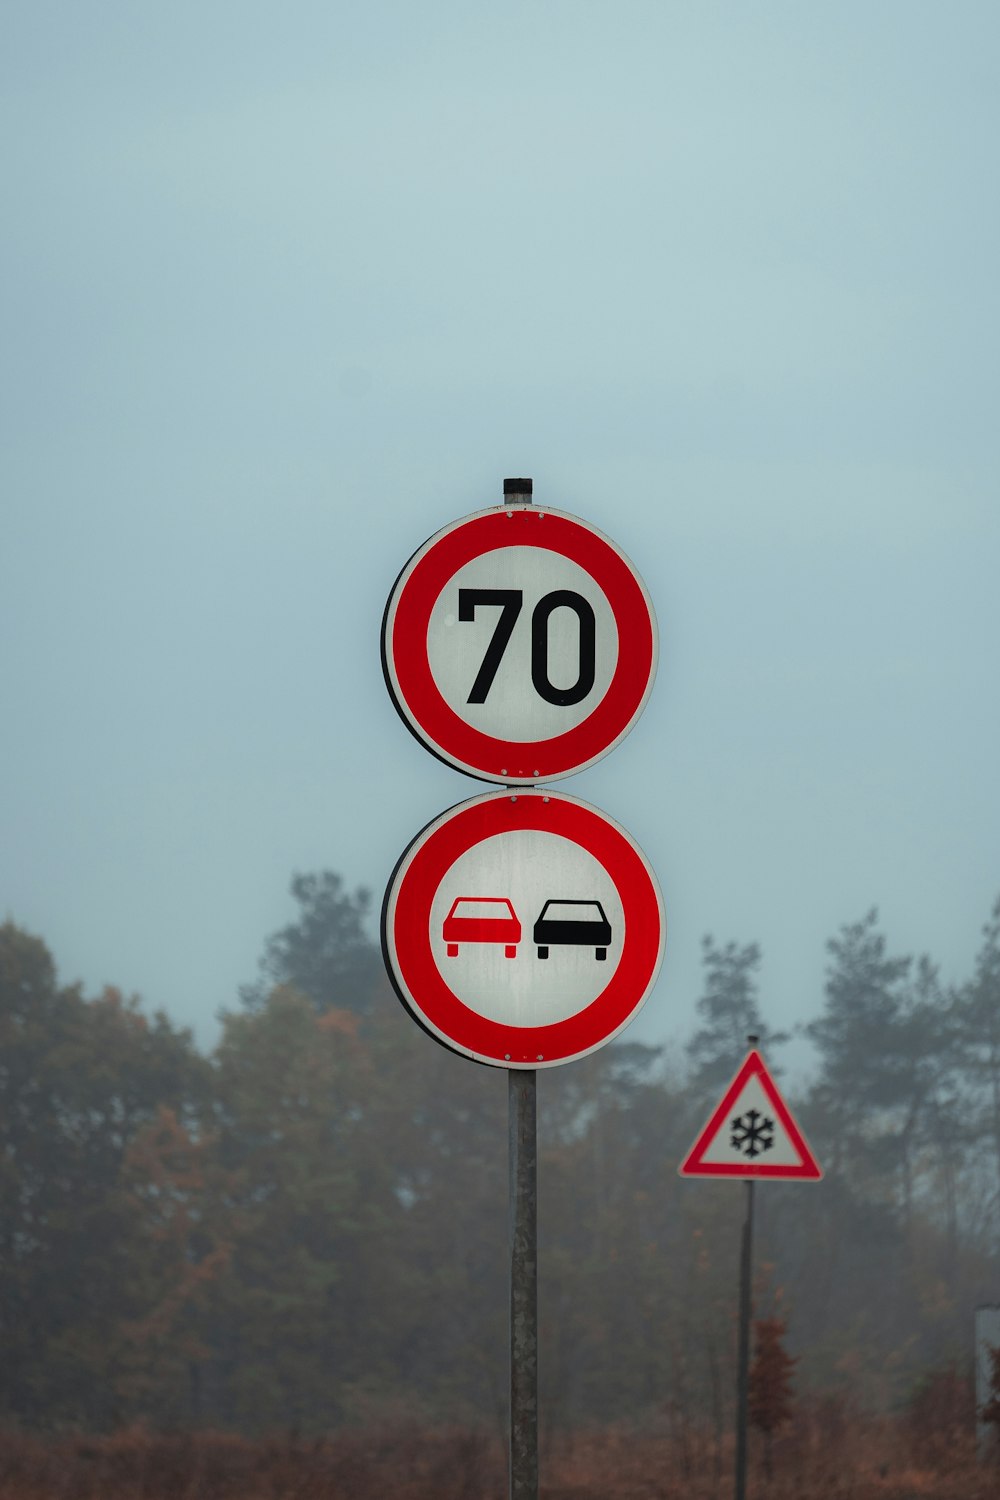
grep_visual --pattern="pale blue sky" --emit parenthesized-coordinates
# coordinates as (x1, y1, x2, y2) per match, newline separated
(3, 3, 998, 1078)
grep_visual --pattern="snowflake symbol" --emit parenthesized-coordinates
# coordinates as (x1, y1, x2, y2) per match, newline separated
(730, 1108, 775, 1159)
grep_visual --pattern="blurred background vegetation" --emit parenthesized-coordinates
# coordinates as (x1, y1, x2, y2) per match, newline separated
(1, 875, 998, 1441)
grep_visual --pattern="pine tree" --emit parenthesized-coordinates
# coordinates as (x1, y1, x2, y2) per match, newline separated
(239, 871, 383, 1015)
(956, 895, 1000, 1228)
(805, 909, 912, 1179)
(685, 936, 787, 1101)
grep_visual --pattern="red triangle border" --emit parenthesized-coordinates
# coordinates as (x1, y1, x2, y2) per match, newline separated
(679, 1049, 823, 1180)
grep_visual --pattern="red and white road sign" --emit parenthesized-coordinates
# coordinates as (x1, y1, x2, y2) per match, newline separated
(381, 788, 665, 1069)
(679, 1050, 822, 1180)
(381, 505, 658, 784)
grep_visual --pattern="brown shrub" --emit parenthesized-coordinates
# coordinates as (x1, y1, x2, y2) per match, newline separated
(0, 1413, 993, 1500)
(905, 1362, 976, 1471)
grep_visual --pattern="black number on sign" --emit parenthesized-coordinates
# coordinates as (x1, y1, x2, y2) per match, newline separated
(458, 587, 597, 706)
(532, 590, 596, 706)
(458, 589, 523, 703)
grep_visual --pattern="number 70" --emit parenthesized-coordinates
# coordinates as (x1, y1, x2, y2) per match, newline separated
(458, 588, 597, 707)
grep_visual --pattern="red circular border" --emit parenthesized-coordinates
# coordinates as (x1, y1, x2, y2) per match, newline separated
(384, 791, 664, 1067)
(385, 508, 656, 782)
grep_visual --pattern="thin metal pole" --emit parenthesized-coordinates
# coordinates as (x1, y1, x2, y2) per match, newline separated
(505, 477, 537, 1498)
(509, 1068, 538, 1500)
(735, 1176, 755, 1500)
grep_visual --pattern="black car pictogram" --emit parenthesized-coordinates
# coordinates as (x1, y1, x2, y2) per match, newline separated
(533, 899, 612, 960)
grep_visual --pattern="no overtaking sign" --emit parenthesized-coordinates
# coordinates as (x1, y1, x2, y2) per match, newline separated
(381, 788, 665, 1069)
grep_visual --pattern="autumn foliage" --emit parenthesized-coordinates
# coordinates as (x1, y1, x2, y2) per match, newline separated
(747, 1315, 796, 1478)
(2, 885, 1000, 1486)
(748, 1317, 796, 1435)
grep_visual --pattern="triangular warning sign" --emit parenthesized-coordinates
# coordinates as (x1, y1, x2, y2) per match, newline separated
(679, 1050, 822, 1180)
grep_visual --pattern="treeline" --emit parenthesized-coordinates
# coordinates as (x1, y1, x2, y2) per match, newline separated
(1, 876, 998, 1437)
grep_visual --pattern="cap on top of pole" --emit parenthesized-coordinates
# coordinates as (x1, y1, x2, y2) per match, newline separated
(503, 477, 533, 505)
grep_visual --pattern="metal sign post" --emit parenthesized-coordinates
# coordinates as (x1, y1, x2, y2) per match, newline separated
(734, 1176, 755, 1500)
(382, 478, 663, 1500)
(679, 1040, 822, 1500)
(509, 1069, 538, 1500)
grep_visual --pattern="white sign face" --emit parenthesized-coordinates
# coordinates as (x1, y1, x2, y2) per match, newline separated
(382, 788, 665, 1068)
(694, 1074, 805, 1169)
(425, 546, 620, 744)
(427, 827, 626, 1028)
(679, 1050, 822, 1180)
(382, 505, 657, 784)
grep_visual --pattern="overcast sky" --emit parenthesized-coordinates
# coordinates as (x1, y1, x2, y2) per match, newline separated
(3, 3, 998, 1082)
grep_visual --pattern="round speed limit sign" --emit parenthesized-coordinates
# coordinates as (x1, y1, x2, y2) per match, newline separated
(381, 505, 658, 783)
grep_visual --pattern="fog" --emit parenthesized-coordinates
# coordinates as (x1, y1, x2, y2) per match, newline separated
(3, 3, 998, 1074)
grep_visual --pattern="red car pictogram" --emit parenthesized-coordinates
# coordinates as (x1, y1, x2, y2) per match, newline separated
(442, 897, 521, 958)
